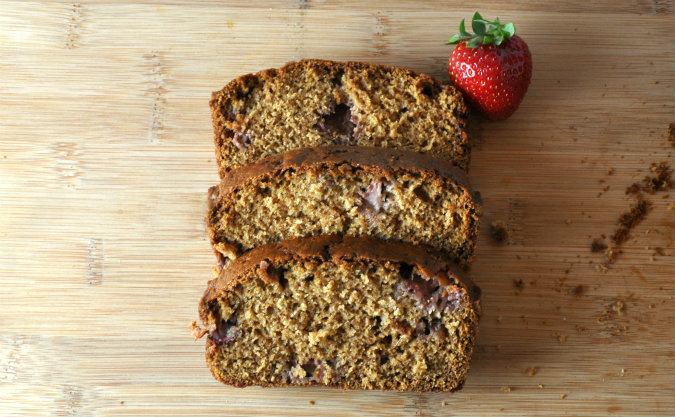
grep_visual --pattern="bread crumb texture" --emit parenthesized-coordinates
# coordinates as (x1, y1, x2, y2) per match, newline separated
(200, 257, 479, 391)
(209, 154, 479, 266)
(211, 60, 469, 173)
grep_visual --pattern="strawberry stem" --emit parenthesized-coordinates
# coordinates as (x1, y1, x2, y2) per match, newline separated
(446, 12, 516, 48)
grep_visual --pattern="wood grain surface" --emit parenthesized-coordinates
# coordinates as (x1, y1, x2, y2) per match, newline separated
(1, 1, 674, 416)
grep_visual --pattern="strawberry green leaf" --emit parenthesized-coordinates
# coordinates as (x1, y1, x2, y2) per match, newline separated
(503, 23, 516, 37)
(447, 12, 517, 49)
(472, 17, 486, 35)
(459, 18, 468, 35)
(466, 37, 483, 48)
(446, 33, 471, 44)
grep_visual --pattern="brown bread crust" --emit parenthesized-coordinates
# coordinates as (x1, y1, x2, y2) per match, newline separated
(216, 145, 473, 197)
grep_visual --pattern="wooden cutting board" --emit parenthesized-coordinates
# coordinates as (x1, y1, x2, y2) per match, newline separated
(1, 1, 673, 416)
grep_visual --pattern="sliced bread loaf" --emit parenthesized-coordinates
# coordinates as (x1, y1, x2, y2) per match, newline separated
(194, 234, 481, 391)
(207, 146, 481, 268)
(210, 59, 469, 174)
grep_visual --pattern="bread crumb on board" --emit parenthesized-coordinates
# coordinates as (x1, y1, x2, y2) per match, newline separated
(500, 386, 512, 393)
(526, 366, 538, 377)
(597, 297, 632, 336)
(626, 162, 673, 195)
(553, 332, 567, 344)
(592, 159, 673, 269)
(571, 284, 584, 297)
(490, 220, 509, 243)
(308, 400, 315, 405)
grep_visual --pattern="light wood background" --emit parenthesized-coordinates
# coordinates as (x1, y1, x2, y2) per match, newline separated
(1, 1, 674, 416)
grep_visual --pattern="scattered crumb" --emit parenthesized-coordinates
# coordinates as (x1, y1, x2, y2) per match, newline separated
(572, 284, 584, 297)
(594, 197, 650, 270)
(593, 159, 672, 270)
(611, 300, 625, 315)
(538, 384, 544, 389)
(565, 219, 573, 225)
(591, 238, 608, 253)
(308, 400, 315, 405)
(553, 332, 567, 344)
(576, 324, 587, 332)
(442, 401, 447, 407)
(120, 401, 124, 405)
(669, 123, 675, 147)
(490, 220, 509, 243)
(626, 162, 674, 195)
(496, 315, 503, 323)
(513, 279, 524, 291)
(598, 298, 630, 336)
(190, 321, 208, 340)
(500, 386, 512, 393)
(612, 197, 651, 245)
(669, 202, 675, 211)
(560, 394, 567, 400)
(620, 368, 626, 376)
(625, 183, 641, 195)
(605, 244, 617, 263)
(607, 168, 614, 175)
(654, 247, 666, 256)
(526, 366, 538, 376)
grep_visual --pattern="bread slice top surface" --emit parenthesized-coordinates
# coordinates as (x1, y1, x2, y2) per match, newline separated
(206, 146, 481, 265)
(210, 59, 469, 173)
(199, 234, 481, 324)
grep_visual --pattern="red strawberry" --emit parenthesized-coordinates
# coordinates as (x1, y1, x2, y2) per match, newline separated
(447, 13, 532, 121)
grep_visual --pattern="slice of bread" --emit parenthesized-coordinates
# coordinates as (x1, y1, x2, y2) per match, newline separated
(210, 59, 469, 174)
(195, 234, 481, 391)
(207, 146, 481, 268)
